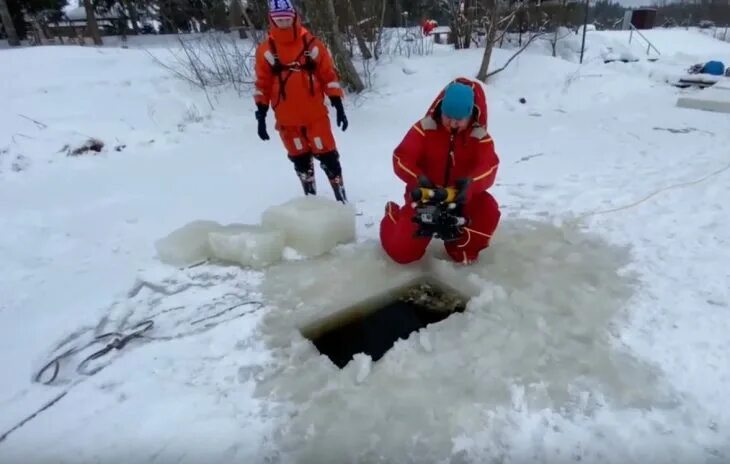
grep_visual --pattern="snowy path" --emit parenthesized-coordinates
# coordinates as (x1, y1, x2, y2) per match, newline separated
(2, 36, 730, 463)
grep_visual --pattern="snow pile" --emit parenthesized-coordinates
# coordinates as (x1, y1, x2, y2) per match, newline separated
(0, 46, 213, 176)
(155, 196, 356, 268)
(677, 84, 730, 113)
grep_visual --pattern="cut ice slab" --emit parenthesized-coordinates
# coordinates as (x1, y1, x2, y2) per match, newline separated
(154, 220, 223, 267)
(208, 224, 285, 269)
(261, 195, 356, 258)
(155, 220, 285, 269)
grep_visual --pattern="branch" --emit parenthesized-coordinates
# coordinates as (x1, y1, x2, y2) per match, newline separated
(487, 31, 547, 79)
(18, 114, 48, 129)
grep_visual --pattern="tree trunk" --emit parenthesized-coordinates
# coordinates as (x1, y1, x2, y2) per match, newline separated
(346, 0, 372, 59)
(210, 0, 229, 32)
(303, 0, 365, 92)
(230, 0, 248, 38)
(463, 0, 473, 49)
(373, 0, 387, 59)
(476, 0, 499, 82)
(124, 0, 141, 35)
(0, 0, 20, 46)
(83, 0, 103, 45)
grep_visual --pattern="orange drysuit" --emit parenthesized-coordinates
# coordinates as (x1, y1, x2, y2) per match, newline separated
(253, 15, 348, 203)
(254, 16, 344, 155)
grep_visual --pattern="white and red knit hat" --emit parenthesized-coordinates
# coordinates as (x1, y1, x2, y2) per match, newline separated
(269, 0, 296, 20)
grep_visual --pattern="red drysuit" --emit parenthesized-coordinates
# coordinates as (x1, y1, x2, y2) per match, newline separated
(379, 77, 501, 265)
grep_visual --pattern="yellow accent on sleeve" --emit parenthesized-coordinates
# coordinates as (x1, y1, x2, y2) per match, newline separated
(464, 227, 492, 239)
(472, 165, 497, 182)
(394, 154, 418, 179)
(387, 203, 397, 223)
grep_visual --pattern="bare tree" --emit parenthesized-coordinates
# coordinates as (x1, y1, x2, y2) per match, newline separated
(83, 0, 103, 45)
(0, 0, 20, 46)
(373, 0, 387, 59)
(230, 0, 248, 38)
(345, 0, 372, 59)
(302, 0, 365, 92)
(476, 0, 532, 82)
(476, 0, 502, 81)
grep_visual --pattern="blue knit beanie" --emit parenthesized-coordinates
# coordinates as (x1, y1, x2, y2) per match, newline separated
(269, 0, 296, 20)
(441, 82, 474, 119)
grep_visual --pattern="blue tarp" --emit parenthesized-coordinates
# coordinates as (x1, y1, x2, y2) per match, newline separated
(702, 61, 726, 76)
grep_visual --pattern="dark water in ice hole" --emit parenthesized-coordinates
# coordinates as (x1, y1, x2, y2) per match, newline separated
(307, 284, 467, 369)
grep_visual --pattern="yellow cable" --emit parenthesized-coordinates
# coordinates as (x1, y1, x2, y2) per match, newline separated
(572, 159, 730, 224)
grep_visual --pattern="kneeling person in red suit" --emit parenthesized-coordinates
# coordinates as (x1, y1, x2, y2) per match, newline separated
(380, 77, 501, 265)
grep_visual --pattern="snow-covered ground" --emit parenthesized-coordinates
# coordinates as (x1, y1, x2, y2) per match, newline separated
(2, 29, 730, 463)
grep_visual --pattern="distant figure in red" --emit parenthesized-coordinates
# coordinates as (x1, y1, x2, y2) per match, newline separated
(379, 77, 501, 265)
(421, 19, 437, 36)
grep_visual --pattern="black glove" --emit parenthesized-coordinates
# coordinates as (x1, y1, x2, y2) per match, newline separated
(453, 178, 473, 205)
(329, 96, 348, 131)
(255, 103, 270, 141)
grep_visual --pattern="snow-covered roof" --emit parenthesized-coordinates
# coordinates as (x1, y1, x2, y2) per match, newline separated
(64, 6, 86, 21)
(430, 26, 451, 34)
(64, 5, 123, 21)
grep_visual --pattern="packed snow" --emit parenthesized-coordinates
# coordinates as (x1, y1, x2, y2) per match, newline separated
(2, 28, 730, 463)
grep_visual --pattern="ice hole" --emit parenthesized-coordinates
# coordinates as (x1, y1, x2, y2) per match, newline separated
(300, 279, 467, 369)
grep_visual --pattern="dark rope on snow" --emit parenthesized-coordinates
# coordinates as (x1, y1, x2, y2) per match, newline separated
(190, 300, 264, 326)
(34, 320, 154, 385)
(0, 391, 68, 444)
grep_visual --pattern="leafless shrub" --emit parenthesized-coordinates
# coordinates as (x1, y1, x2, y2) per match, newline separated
(146, 31, 257, 109)
(379, 27, 434, 58)
(62, 138, 105, 157)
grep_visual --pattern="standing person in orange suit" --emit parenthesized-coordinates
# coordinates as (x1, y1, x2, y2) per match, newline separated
(380, 77, 501, 265)
(253, 0, 349, 203)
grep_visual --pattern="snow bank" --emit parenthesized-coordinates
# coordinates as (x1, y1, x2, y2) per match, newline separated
(0, 46, 215, 176)
(676, 85, 730, 113)
(596, 28, 730, 60)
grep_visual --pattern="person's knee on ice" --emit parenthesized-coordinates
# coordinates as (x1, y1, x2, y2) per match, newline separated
(444, 191, 501, 264)
(252, 0, 350, 202)
(379, 202, 430, 264)
(379, 77, 502, 265)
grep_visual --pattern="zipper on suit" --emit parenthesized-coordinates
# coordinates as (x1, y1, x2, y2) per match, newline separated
(444, 131, 456, 187)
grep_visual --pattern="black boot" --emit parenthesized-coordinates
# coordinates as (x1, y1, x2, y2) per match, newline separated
(289, 153, 316, 196)
(316, 150, 348, 203)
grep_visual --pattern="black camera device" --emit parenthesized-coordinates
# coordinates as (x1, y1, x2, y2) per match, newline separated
(410, 177, 469, 242)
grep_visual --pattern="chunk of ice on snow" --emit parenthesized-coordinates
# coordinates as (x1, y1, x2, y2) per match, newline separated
(208, 224, 285, 269)
(352, 353, 372, 384)
(154, 220, 223, 267)
(261, 196, 356, 258)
